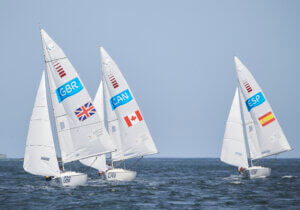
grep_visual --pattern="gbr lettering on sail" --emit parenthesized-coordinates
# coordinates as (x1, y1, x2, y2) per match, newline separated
(56, 77, 83, 103)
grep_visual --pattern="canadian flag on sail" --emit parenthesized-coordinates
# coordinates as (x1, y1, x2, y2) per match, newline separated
(124, 110, 143, 127)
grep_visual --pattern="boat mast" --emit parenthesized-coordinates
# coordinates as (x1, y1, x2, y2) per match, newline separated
(237, 84, 251, 167)
(44, 68, 65, 171)
(40, 29, 65, 171)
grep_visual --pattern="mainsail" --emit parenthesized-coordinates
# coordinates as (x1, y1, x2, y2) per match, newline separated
(24, 72, 60, 176)
(234, 56, 291, 159)
(221, 88, 249, 168)
(100, 46, 158, 161)
(41, 29, 115, 163)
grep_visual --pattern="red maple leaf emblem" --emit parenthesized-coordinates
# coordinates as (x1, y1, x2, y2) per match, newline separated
(131, 115, 136, 121)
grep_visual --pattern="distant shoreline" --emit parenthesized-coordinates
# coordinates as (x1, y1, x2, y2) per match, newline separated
(9, 157, 300, 161)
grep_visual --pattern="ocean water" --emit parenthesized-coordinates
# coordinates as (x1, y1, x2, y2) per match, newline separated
(0, 158, 299, 209)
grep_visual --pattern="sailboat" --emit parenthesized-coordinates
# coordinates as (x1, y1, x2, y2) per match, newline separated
(221, 56, 292, 179)
(80, 47, 158, 181)
(23, 29, 116, 186)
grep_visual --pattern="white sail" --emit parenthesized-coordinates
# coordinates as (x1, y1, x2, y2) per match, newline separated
(221, 88, 249, 168)
(80, 81, 107, 170)
(103, 79, 124, 161)
(46, 66, 74, 163)
(93, 81, 105, 122)
(234, 56, 291, 159)
(100, 47, 158, 161)
(41, 29, 116, 163)
(24, 72, 60, 176)
(239, 87, 262, 160)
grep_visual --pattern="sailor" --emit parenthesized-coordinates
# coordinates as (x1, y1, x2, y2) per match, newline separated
(107, 162, 113, 170)
(238, 167, 245, 174)
(45, 176, 52, 181)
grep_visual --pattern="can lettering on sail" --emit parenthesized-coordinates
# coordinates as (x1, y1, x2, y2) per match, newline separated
(110, 89, 133, 110)
(245, 92, 265, 111)
(56, 77, 83, 103)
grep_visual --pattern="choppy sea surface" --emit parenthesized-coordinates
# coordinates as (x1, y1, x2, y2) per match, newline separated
(0, 158, 299, 209)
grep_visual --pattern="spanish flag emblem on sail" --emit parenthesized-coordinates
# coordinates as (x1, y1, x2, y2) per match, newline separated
(258, 112, 275, 127)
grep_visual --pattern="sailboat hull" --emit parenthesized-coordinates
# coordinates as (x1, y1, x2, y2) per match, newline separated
(52, 171, 87, 187)
(104, 168, 136, 181)
(243, 166, 271, 179)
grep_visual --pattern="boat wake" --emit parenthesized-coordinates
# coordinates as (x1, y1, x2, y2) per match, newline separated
(282, 175, 296, 179)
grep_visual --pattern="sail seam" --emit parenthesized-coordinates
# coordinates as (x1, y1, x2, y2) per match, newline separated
(45, 57, 67, 63)
(57, 121, 104, 132)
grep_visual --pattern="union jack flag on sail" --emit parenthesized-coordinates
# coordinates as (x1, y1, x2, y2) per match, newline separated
(74, 102, 96, 121)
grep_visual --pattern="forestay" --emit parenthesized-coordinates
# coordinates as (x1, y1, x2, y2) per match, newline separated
(234, 56, 291, 159)
(24, 72, 60, 177)
(221, 88, 249, 168)
(100, 47, 158, 161)
(41, 29, 115, 163)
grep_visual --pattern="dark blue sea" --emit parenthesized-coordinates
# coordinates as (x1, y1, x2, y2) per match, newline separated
(0, 158, 299, 209)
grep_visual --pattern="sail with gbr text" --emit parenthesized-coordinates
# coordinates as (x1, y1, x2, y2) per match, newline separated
(41, 29, 115, 163)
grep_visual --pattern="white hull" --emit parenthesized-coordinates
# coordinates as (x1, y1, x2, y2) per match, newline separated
(104, 168, 136, 181)
(52, 171, 87, 187)
(243, 166, 271, 179)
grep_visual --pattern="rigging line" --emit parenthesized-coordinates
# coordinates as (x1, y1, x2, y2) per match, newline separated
(267, 155, 277, 168)
(86, 156, 98, 168)
(26, 145, 55, 148)
(127, 156, 143, 170)
(113, 159, 124, 168)
(106, 119, 118, 123)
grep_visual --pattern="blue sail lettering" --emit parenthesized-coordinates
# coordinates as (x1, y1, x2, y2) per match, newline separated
(110, 89, 133, 110)
(56, 77, 83, 103)
(245, 92, 265, 111)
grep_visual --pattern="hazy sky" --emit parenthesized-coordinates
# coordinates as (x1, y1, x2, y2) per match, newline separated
(0, 0, 299, 158)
